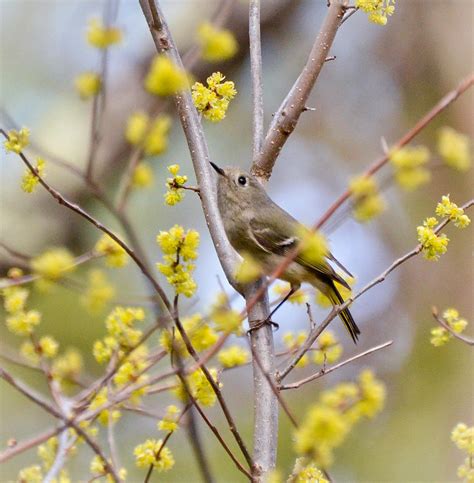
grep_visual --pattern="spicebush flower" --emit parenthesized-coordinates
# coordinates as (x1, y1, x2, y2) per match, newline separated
(75, 72, 102, 99)
(198, 22, 238, 62)
(349, 175, 385, 222)
(145, 55, 188, 96)
(4, 127, 29, 153)
(22, 157, 46, 193)
(438, 127, 471, 172)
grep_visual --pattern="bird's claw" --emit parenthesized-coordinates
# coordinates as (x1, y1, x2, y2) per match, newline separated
(247, 318, 279, 335)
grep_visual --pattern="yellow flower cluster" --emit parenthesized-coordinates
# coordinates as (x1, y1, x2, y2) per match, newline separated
(93, 306, 146, 363)
(355, 0, 395, 25)
(294, 370, 385, 467)
(234, 252, 262, 284)
(298, 227, 329, 266)
(20, 336, 59, 363)
(390, 145, 430, 191)
(218, 345, 249, 368)
(31, 247, 76, 281)
(198, 22, 238, 62)
(158, 405, 180, 432)
(95, 233, 129, 268)
(416, 217, 448, 261)
(316, 275, 354, 309)
(132, 162, 154, 188)
(81, 269, 115, 314)
(313, 330, 343, 365)
(417, 195, 470, 261)
(90, 455, 127, 482)
(430, 308, 469, 347)
(210, 292, 242, 334)
(113, 346, 149, 404)
(288, 457, 328, 483)
(51, 348, 83, 385)
(74, 72, 102, 99)
(283, 332, 310, 368)
(159, 313, 218, 356)
(156, 225, 200, 297)
(90, 387, 121, 426)
(438, 127, 471, 172)
(17, 465, 43, 482)
(192, 72, 237, 122)
(174, 368, 221, 407)
(273, 282, 308, 305)
(435, 195, 471, 228)
(165, 164, 188, 205)
(125, 111, 172, 156)
(87, 18, 122, 48)
(134, 438, 175, 471)
(3, 280, 41, 336)
(451, 423, 474, 481)
(145, 55, 188, 96)
(4, 127, 30, 153)
(22, 157, 46, 193)
(349, 175, 385, 222)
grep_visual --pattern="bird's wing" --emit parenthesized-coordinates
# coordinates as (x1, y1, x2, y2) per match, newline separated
(249, 204, 350, 289)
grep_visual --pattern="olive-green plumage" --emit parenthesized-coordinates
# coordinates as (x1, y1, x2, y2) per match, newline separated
(212, 163, 360, 343)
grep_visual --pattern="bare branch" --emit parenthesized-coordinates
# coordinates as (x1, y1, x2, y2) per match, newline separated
(280, 340, 393, 390)
(251, 0, 348, 181)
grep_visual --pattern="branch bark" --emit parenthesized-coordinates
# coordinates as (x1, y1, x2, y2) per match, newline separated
(251, 0, 348, 181)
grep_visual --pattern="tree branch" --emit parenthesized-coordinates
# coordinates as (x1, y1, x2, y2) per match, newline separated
(251, 0, 348, 181)
(432, 306, 474, 346)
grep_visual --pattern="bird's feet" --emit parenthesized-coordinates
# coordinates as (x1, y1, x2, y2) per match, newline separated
(247, 318, 279, 335)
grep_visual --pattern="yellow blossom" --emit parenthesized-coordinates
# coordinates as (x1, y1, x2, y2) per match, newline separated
(431, 308, 469, 346)
(125, 111, 149, 145)
(95, 233, 129, 268)
(173, 368, 220, 407)
(298, 227, 329, 266)
(134, 439, 175, 471)
(288, 457, 329, 483)
(4, 127, 30, 153)
(90, 455, 127, 482)
(159, 313, 218, 356)
(38, 436, 60, 470)
(133, 162, 154, 188)
(198, 22, 238, 62)
(51, 348, 83, 382)
(390, 145, 430, 191)
(90, 387, 122, 426)
(351, 369, 386, 419)
(87, 18, 122, 48)
(218, 345, 249, 368)
(143, 115, 172, 156)
(283, 331, 309, 368)
(6, 310, 41, 336)
(21, 157, 46, 193)
(234, 252, 262, 283)
(81, 269, 115, 314)
(417, 217, 449, 261)
(349, 175, 385, 222)
(313, 330, 343, 365)
(435, 195, 470, 228)
(209, 292, 243, 334)
(192, 72, 237, 122)
(18, 465, 43, 483)
(104, 306, 145, 348)
(355, 0, 395, 25)
(145, 55, 188, 96)
(157, 225, 200, 297)
(3, 286, 29, 314)
(438, 127, 471, 172)
(165, 164, 188, 206)
(31, 247, 75, 280)
(451, 423, 474, 480)
(273, 282, 308, 305)
(74, 72, 102, 99)
(158, 405, 180, 432)
(430, 326, 450, 347)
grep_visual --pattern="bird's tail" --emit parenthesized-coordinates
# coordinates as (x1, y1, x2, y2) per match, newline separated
(326, 282, 360, 344)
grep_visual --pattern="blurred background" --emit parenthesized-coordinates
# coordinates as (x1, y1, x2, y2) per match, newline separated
(1, 0, 473, 481)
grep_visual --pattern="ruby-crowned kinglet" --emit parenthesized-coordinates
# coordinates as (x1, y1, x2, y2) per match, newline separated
(211, 162, 360, 343)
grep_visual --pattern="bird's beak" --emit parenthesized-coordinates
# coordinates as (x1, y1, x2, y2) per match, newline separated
(210, 162, 225, 176)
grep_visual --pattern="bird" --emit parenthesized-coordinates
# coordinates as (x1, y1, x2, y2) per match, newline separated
(211, 162, 360, 343)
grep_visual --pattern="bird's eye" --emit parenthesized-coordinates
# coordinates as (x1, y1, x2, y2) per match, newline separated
(238, 175, 247, 186)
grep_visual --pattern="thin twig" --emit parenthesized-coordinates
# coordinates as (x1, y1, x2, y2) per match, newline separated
(316, 72, 474, 229)
(432, 307, 474, 346)
(280, 340, 393, 390)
